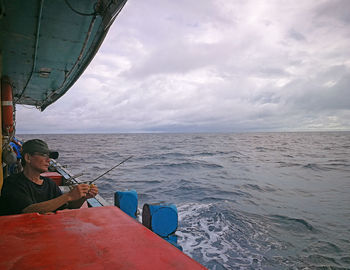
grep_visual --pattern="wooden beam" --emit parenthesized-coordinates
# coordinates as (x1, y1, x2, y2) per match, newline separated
(0, 53, 3, 193)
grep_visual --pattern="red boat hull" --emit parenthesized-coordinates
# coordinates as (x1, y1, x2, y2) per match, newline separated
(0, 206, 207, 270)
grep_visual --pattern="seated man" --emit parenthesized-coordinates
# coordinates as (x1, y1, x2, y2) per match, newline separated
(0, 139, 98, 215)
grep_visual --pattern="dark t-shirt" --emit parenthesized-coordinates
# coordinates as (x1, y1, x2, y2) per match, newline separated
(0, 172, 63, 215)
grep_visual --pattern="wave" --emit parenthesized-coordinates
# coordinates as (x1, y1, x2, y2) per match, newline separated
(194, 152, 216, 157)
(302, 163, 330, 171)
(241, 183, 279, 193)
(303, 240, 342, 254)
(304, 254, 342, 268)
(177, 202, 300, 269)
(142, 161, 223, 170)
(177, 203, 265, 269)
(276, 161, 303, 168)
(270, 215, 315, 232)
(275, 161, 349, 172)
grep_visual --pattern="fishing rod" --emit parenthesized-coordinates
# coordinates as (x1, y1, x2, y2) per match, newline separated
(50, 159, 84, 185)
(66, 172, 84, 184)
(88, 155, 133, 185)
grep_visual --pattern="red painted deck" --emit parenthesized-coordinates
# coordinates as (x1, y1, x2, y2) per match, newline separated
(0, 206, 207, 270)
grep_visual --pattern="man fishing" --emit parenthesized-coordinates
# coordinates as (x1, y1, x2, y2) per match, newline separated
(0, 139, 98, 215)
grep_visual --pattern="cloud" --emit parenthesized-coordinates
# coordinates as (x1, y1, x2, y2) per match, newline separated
(16, 0, 350, 134)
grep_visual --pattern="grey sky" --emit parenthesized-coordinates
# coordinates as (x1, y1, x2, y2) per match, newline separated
(17, 0, 350, 133)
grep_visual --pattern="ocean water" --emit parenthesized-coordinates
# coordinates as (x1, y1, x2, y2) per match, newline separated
(20, 132, 350, 270)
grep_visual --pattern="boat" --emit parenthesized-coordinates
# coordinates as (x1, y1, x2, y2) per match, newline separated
(0, 1, 207, 269)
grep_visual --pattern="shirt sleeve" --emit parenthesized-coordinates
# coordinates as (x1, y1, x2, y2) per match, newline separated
(1, 181, 34, 215)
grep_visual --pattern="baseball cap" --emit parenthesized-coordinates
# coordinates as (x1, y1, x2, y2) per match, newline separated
(21, 139, 59, 159)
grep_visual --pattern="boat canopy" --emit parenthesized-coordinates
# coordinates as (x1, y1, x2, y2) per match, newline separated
(0, 0, 126, 111)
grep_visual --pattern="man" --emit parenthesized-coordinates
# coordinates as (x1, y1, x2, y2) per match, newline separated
(0, 139, 98, 215)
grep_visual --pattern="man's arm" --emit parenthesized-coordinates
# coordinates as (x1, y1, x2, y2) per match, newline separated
(22, 184, 94, 214)
(22, 193, 71, 214)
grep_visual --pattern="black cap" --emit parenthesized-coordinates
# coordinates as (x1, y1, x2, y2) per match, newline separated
(22, 139, 59, 159)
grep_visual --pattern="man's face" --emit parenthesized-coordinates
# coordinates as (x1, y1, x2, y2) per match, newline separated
(28, 152, 50, 173)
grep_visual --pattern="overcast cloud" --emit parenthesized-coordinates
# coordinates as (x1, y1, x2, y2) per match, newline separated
(16, 0, 350, 133)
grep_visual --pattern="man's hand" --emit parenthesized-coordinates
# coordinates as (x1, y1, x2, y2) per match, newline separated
(86, 184, 98, 199)
(67, 184, 90, 201)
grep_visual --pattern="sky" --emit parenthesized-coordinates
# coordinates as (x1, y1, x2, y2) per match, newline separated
(16, 0, 350, 134)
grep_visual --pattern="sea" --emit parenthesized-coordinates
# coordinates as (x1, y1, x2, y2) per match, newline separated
(19, 132, 350, 270)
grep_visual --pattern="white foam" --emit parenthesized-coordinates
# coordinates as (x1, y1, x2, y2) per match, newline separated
(176, 202, 284, 269)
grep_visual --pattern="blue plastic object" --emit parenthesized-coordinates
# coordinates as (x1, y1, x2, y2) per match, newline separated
(164, 234, 183, 251)
(142, 204, 178, 237)
(10, 141, 22, 159)
(114, 190, 138, 218)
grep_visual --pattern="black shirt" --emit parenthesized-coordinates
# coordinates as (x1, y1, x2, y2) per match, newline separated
(0, 172, 63, 215)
